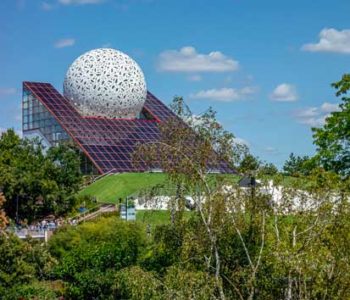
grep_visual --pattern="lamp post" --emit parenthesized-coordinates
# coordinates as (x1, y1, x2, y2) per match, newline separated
(16, 195, 19, 224)
(125, 196, 128, 221)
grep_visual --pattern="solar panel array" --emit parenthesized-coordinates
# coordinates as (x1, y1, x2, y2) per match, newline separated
(23, 82, 234, 174)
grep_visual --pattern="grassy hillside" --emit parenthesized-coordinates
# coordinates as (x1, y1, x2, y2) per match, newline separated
(79, 172, 167, 203)
(136, 210, 194, 226)
(80, 172, 240, 204)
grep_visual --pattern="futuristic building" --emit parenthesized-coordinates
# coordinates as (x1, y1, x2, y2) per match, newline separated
(22, 48, 234, 175)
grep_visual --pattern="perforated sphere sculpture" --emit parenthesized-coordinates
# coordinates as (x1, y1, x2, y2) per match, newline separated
(63, 48, 147, 118)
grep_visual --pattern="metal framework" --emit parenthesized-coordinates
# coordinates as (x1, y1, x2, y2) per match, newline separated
(63, 48, 147, 119)
(23, 82, 235, 175)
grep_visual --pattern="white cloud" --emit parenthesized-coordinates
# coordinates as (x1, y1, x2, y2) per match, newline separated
(0, 88, 17, 97)
(240, 86, 258, 96)
(158, 46, 239, 73)
(320, 102, 339, 113)
(190, 86, 257, 102)
(54, 38, 75, 48)
(295, 107, 319, 118)
(187, 75, 202, 82)
(263, 146, 280, 155)
(302, 28, 350, 54)
(294, 102, 340, 127)
(270, 83, 298, 102)
(58, 0, 104, 5)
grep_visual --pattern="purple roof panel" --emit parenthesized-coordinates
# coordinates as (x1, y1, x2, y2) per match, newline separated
(23, 81, 235, 175)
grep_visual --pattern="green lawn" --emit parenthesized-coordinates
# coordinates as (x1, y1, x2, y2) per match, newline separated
(79, 172, 240, 204)
(80, 172, 311, 206)
(136, 210, 194, 226)
(79, 172, 167, 203)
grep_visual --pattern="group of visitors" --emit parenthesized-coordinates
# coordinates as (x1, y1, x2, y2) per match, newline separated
(9, 217, 79, 234)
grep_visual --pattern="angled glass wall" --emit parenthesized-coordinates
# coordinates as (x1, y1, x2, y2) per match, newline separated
(22, 89, 98, 174)
(22, 89, 69, 146)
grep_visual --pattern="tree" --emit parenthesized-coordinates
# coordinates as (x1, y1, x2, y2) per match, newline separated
(0, 129, 82, 222)
(0, 233, 57, 298)
(313, 74, 350, 177)
(0, 193, 8, 231)
(262, 169, 350, 299)
(134, 97, 267, 299)
(114, 266, 162, 300)
(239, 153, 261, 174)
(49, 217, 146, 299)
(133, 97, 350, 299)
(282, 152, 316, 177)
(259, 162, 278, 176)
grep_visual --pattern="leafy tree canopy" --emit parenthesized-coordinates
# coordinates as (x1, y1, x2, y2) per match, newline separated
(282, 152, 317, 177)
(0, 193, 8, 230)
(0, 129, 82, 222)
(313, 74, 350, 177)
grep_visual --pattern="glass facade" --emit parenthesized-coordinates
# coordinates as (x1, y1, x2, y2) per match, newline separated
(22, 82, 236, 175)
(22, 88, 100, 175)
(22, 89, 69, 146)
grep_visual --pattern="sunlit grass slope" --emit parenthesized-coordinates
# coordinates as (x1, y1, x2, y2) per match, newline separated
(79, 172, 167, 203)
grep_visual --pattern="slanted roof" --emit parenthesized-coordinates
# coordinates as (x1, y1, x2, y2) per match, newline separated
(23, 81, 235, 174)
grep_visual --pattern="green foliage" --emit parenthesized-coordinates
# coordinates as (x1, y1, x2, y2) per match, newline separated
(45, 142, 82, 197)
(133, 98, 350, 299)
(0, 234, 56, 298)
(136, 210, 193, 227)
(0, 234, 36, 291)
(1, 183, 350, 299)
(1, 95, 350, 299)
(239, 153, 261, 174)
(141, 224, 184, 274)
(4, 281, 62, 300)
(0, 129, 82, 222)
(65, 269, 115, 300)
(312, 74, 350, 177)
(0, 193, 8, 230)
(258, 162, 278, 176)
(49, 217, 146, 299)
(164, 266, 217, 299)
(282, 152, 317, 177)
(114, 266, 162, 300)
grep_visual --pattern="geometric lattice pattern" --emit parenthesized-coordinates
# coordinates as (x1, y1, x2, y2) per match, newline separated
(63, 48, 147, 119)
(23, 82, 235, 174)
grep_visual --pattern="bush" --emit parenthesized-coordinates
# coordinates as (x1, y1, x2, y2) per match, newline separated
(114, 266, 162, 300)
(164, 266, 217, 299)
(4, 281, 64, 300)
(49, 217, 147, 299)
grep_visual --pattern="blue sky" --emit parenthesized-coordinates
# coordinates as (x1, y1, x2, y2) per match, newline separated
(0, 0, 349, 168)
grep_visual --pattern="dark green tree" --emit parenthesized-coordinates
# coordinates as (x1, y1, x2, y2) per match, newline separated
(50, 217, 146, 299)
(0, 129, 82, 222)
(259, 162, 278, 176)
(0, 234, 57, 298)
(282, 152, 316, 177)
(313, 74, 350, 177)
(239, 153, 261, 174)
(0, 193, 8, 230)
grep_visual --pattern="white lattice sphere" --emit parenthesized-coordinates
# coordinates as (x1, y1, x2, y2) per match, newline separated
(63, 48, 147, 118)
